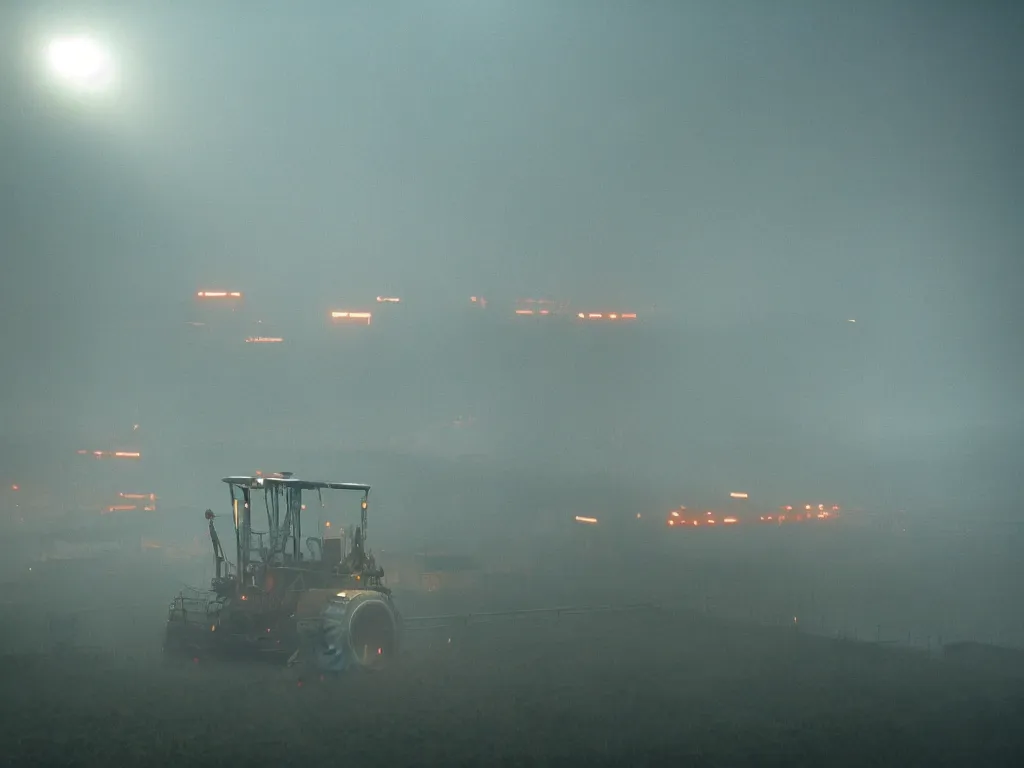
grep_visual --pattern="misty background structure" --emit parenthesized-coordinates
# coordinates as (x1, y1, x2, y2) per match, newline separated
(1, 1, 1022, 529)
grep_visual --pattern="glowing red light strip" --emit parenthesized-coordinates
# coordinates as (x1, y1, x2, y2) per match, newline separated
(330, 311, 372, 324)
(577, 312, 638, 320)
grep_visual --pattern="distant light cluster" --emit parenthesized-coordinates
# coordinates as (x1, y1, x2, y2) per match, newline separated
(197, 291, 242, 299)
(77, 449, 140, 459)
(330, 311, 372, 326)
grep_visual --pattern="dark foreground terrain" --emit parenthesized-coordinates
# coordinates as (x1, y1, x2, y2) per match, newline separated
(1, 604, 1022, 767)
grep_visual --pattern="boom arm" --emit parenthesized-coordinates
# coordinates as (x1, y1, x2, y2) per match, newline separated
(206, 509, 225, 579)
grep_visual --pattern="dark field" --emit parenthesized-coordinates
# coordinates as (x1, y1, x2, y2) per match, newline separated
(2, 558, 1023, 767)
(2, 522, 1023, 767)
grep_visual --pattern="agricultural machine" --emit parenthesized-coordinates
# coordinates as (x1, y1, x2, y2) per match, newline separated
(164, 472, 402, 672)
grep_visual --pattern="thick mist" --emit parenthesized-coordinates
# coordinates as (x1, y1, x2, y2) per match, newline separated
(1, 2, 1023, 765)
(3, 2, 1022, 480)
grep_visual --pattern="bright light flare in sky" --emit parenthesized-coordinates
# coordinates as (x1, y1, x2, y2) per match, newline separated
(46, 35, 115, 92)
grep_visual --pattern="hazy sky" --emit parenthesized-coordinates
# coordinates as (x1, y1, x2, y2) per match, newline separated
(1, 1, 1022, 504)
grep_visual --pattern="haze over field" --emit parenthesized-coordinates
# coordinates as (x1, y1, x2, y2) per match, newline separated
(0, 3, 1022, 764)
(2, 1, 1022, 512)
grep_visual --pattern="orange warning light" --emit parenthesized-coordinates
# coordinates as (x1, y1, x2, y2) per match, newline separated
(80, 450, 140, 459)
(330, 311, 372, 325)
(578, 311, 638, 321)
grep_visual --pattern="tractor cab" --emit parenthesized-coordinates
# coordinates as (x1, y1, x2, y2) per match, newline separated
(213, 472, 385, 595)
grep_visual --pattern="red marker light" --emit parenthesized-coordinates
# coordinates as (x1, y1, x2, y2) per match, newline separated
(330, 311, 372, 325)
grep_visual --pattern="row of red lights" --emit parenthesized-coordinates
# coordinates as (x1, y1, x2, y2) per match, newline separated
(105, 491, 159, 514)
(197, 291, 639, 347)
(76, 450, 141, 459)
(666, 504, 841, 527)
(668, 510, 740, 527)
(104, 504, 157, 514)
(9, 481, 157, 513)
(198, 291, 638, 321)
(329, 311, 372, 325)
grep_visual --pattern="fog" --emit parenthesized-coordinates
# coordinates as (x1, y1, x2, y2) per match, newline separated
(1, 1, 1023, 765)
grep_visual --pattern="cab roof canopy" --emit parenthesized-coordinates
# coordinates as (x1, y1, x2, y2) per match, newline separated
(221, 475, 370, 495)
